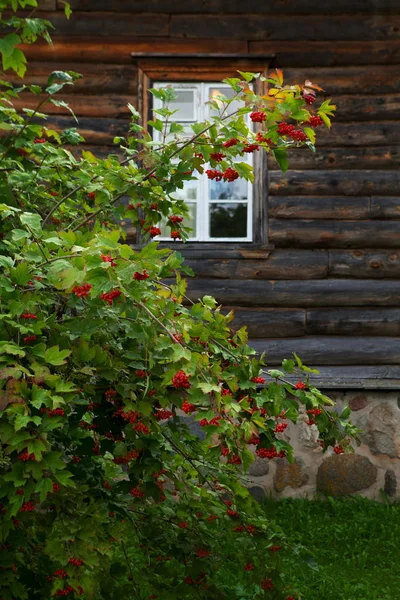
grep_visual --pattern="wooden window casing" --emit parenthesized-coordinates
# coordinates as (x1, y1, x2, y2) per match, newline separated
(132, 54, 273, 257)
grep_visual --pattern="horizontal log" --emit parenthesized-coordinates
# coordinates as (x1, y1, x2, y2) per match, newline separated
(36, 11, 170, 37)
(250, 337, 400, 365)
(269, 197, 370, 220)
(37, 0, 56, 8)
(170, 15, 400, 41)
(269, 170, 400, 196)
(270, 220, 400, 249)
(332, 94, 400, 122)
(329, 250, 400, 278)
(225, 308, 306, 338)
(184, 250, 328, 280)
(370, 197, 400, 219)
(44, 115, 129, 145)
(306, 308, 400, 336)
(316, 122, 400, 147)
(269, 147, 400, 171)
(283, 365, 400, 389)
(284, 65, 400, 94)
(13, 93, 134, 119)
(60, 0, 400, 13)
(182, 279, 400, 307)
(22, 37, 249, 64)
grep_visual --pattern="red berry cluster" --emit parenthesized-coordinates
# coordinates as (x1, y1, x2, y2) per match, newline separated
(251, 376, 265, 384)
(227, 454, 242, 465)
(20, 501, 35, 512)
(243, 144, 259, 153)
(87, 192, 96, 200)
(71, 284, 92, 298)
(133, 270, 150, 280)
(52, 482, 61, 493)
(100, 289, 122, 305)
(275, 423, 288, 433)
(53, 569, 68, 579)
(256, 447, 286, 459)
(268, 545, 282, 552)
(169, 215, 184, 223)
(302, 91, 316, 105)
(195, 548, 211, 558)
(206, 167, 239, 182)
(54, 586, 76, 597)
(307, 408, 322, 416)
(105, 389, 117, 400)
(226, 509, 239, 518)
(149, 226, 161, 237)
(250, 111, 266, 123)
(34, 137, 46, 144)
(199, 416, 221, 427)
(256, 132, 272, 144)
(100, 254, 116, 266)
(221, 388, 232, 396)
(68, 558, 83, 567)
(19, 451, 35, 461)
(247, 433, 261, 445)
(170, 231, 181, 240)
(134, 422, 150, 435)
(294, 381, 307, 390)
(23, 334, 37, 343)
(223, 167, 239, 182)
(210, 152, 226, 162)
(113, 450, 139, 465)
(41, 407, 65, 417)
(222, 138, 239, 148)
(333, 445, 344, 455)
(20, 313, 37, 320)
(178, 521, 189, 529)
(135, 369, 147, 378)
(113, 408, 140, 423)
(244, 563, 255, 572)
(172, 371, 191, 389)
(181, 401, 195, 414)
(130, 487, 144, 498)
(261, 578, 274, 590)
(307, 115, 323, 127)
(278, 122, 308, 142)
(155, 409, 173, 421)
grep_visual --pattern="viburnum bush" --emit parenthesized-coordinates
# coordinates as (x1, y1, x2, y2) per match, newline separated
(0, 3, 360, 599)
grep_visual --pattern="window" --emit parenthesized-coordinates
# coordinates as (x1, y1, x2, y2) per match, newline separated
(133, 54, 272, 251)
(153, 82, 253, 242)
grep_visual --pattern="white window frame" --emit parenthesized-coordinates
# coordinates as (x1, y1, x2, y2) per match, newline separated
(152, 81, 253, 243)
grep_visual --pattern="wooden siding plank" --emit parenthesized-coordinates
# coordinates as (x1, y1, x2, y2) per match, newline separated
(181, 279, 400, 307)
(269, 170, 400, 195)
(250, 337, 400, 365)
(37, 12, 170, 37)
(284, 66, 400, 94)
(170, 15, 400, 41)
(270, 220, 400, 249)
(329, 250, 400, 278)
(37, 0, 56, 9)
(60, 0, 400, 14)
(22, 37, 249, 64)
(44, 115, 130, 145)
(269, 197, 370, 220)
(280, 365, 400, 389)
(269, 147, 400, 171)
(315, 122, 400, 146)
(306, 308, 400, 336)
(184, 250, 328, 280)
(226, 308, 306, 338)
(331, 94, 400, 122)
(13, 93, 134, 118)
(370, 197, 400, 218)
(250, 40, 400, 67)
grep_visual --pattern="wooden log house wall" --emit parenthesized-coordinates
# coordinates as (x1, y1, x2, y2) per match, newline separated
(20, 0, 400, 388)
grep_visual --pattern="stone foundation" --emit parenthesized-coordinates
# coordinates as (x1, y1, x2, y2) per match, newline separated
(244, 391, 400, 502)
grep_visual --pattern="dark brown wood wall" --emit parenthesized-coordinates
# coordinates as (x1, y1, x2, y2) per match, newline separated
(22, 0, 400, 385)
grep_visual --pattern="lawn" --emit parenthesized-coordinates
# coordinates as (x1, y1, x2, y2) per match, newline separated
(263, 496, 400, 600)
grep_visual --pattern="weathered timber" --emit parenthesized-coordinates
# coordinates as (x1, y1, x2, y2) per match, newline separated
(12, 63, 138, 95)
(269, 170, 400, 196)
(272, 366, 400, 389)
(224, 308, 306, 338)
(269, 197, 370, 220)
(35, 12, 170, 37)
(332, 94, 400, 122)
(170, 15, 400, 41)
(370, 197, 400, 219)
(37, 0, 56, 9)
(310, 122, 400, 147)
(270, 220, 400, 249)
(268, 147, 400, 171)
(306, 308, 400, 336)
(22, 38, 249, 64)
(250, 337, 400, 365)
(180, 279, 400, 307)
(13, 93, 134, 119)
(44, 116, 129, 145)
(184, 250, 328, 280)
(329, 250, 400, 278)
(284, 66, 400, 94)
(60, 0, 400, 14)
(250, 41, 400, 66)
(22, 39, 400, 68)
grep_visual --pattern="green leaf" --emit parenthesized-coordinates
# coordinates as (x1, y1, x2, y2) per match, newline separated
(0, 255, 14, 268)
(197, 383, 221, 394)
(272, 147, 289, 172)
(0, 341, 25, 357)
(304, 126, 316, 144)
(44, 346, 71, 366)
(20, 212, 42, 237)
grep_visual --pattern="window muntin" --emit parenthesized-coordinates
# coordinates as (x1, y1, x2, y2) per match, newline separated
(153, 82, 253, 242)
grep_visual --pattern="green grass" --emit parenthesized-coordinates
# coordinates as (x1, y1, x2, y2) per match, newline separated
(263, 496, 400, 600)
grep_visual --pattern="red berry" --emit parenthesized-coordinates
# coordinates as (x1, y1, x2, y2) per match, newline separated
(251, 376, 265, 384)
(23, 335, 37, 343)
(172, 371, 190, 389)
(181, 400, 195, 414)
(222, 138, 239, 148)
(244, 563, 255, 572)
(20, 313, 37, 320)
(100, 289, 122, 305)
(223, 167, 239, 182)
(133, 270, 150, 280)
(71, 284, 92, 298)
(333, 445, 344, 455)
(261, 578, 274, 590)
(250, 111, 266, 123)
(149, 226, 161, 237)
(294, 381, 307, 390)
(170, 230, 181, 240)
(210, 152, 226, 162)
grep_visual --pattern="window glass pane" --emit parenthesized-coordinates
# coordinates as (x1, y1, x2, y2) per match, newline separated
(209, 203, 247, 238)
(208, 86, 245, 118)
(169, 90, 195, 121)
(159, 203, 197, 239)
(209, 177, 248, 201)
(170, 179, 198, 201)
